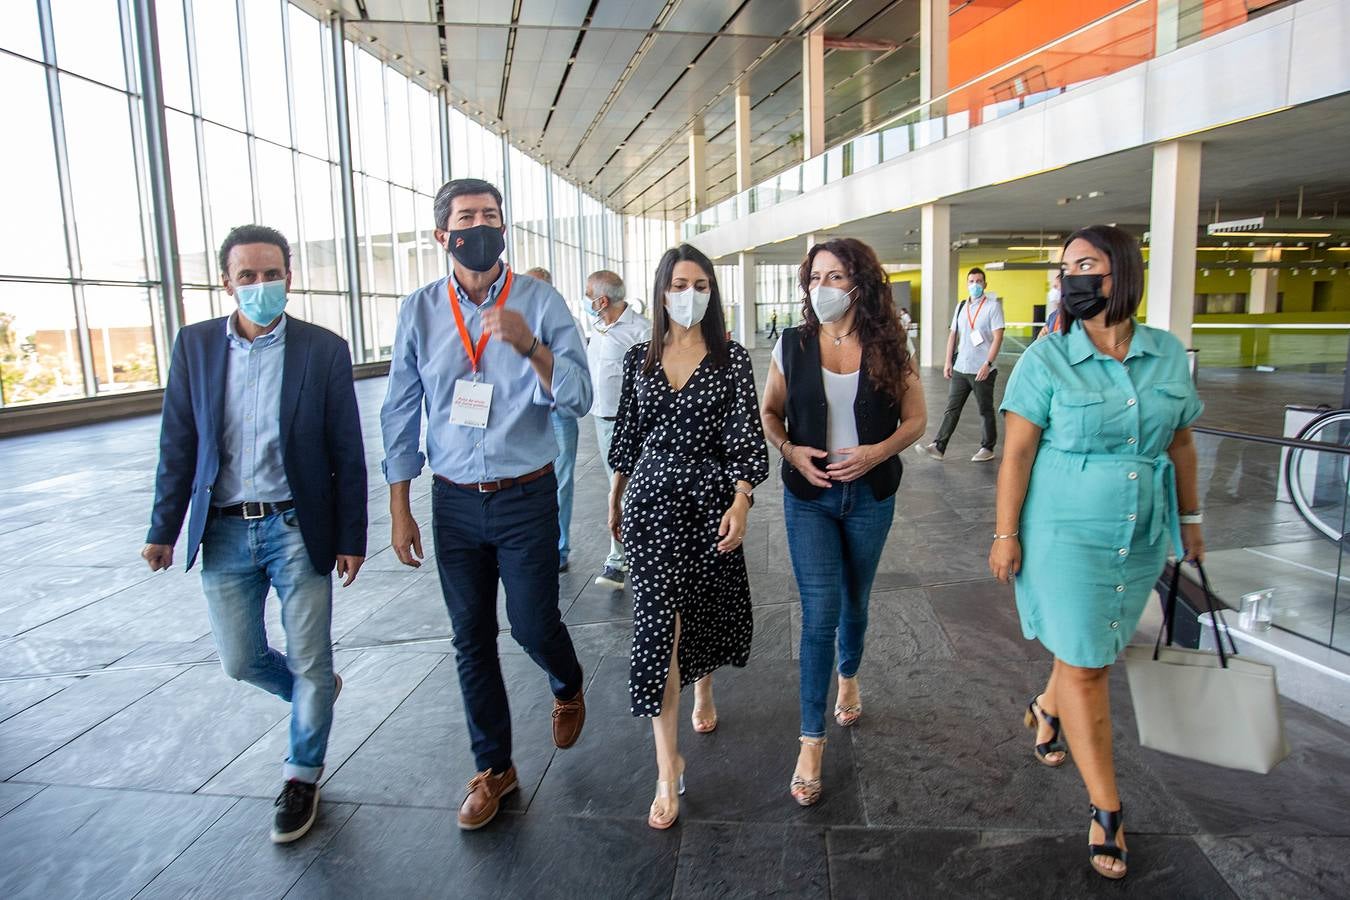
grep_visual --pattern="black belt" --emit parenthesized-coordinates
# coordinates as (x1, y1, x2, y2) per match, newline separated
(214, 500, 295, 520)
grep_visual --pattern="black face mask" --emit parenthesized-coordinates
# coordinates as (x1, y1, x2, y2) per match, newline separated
(1061, 272, 1110, 320)
(446, 224, 505, 272)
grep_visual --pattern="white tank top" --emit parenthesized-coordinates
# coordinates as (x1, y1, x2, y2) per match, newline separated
(773, 337, 860, 463)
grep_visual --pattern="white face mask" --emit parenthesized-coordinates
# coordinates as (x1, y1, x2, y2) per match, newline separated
(665, 287, 710, 328)
(1047, 286, 1061, 310)
(810, 285, 856, 324)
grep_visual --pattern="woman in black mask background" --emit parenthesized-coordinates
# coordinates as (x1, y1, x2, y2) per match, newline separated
(988, 224, 1205, 881)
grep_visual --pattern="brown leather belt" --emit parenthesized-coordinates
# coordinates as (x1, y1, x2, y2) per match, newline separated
(436, 462, 553, 493)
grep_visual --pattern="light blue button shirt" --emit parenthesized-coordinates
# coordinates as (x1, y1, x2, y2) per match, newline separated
(214, 313, 291, 505)
(380, 265, 593, 484)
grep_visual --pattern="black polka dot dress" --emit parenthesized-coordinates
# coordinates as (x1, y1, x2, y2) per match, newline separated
(609, 341, 769, 717)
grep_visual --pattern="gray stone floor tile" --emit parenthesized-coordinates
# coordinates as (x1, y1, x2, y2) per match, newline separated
(529, 656, 867, 826)
(0, 565, 152, 637)
(0, 782, 43, 817)
(825, 827, 1236, 899)
(0, 677, 66, 725)
(320, 651, 577, 809)
(200, 648, 442, 797)
(287, 806, 680, 900)
(16, 664, 288, 791)
(672, 822, 829, 899)
(925, 578, 1053, 663)
(850, 660, 1198, 835)
(0, 633, 145, 678)
(137, 797, 358, 900)
(1194, 834, 1350, 900)
(0, 785, 234, 900)
(0, 667, 185, 780)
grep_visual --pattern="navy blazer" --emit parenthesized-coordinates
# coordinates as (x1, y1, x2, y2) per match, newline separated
(146, 315, 368, 573)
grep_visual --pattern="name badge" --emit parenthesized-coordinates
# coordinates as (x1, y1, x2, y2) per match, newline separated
(450, 379, 492, 429)
(969, 330, 986, 347)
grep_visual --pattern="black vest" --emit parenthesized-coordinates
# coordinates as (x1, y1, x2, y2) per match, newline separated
(780, 326, 904, 501)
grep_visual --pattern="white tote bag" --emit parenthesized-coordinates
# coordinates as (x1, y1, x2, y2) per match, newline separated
(1123, 563, 1290, 775)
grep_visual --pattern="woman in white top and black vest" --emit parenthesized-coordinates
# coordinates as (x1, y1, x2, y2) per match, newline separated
(761, 237, 927, 806)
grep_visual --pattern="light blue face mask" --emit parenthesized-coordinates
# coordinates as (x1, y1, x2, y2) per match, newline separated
(235, 279, 288, 326)
(584, 298, 604, 318)
(968, 282, 985, 300)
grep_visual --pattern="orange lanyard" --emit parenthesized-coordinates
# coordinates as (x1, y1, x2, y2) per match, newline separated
(966, 296, 987, 330)
(448, 268, 514, 375)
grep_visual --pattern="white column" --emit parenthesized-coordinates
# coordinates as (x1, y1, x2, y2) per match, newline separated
(1146, 141, 1202, 347)
(738, 251, 757, 349)
(734, 88, 753, 193)
(801, 28, 825, 160)
(920, 0, 948, 109)
(1249, 249, 1280, 314)
(920, 203, 954, 369)
(687, 121, 707, 217)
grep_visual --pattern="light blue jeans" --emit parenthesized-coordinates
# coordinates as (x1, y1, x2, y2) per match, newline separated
(551, 410, 579, 565)
(200, 510, 335, 783)
(592, 416, 626, 571)
(784, 481, 896, 738)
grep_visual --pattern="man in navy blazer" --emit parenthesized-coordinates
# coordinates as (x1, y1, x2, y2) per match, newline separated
(142, 224, 366, 844)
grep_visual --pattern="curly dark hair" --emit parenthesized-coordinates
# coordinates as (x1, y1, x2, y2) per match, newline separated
(797, 238, 911, 408)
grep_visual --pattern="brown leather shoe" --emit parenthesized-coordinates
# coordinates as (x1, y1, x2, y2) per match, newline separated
(457, 767, 518, 831)
(552, 689, 586, 749)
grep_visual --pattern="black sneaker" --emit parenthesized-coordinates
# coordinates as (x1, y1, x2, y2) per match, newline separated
(594, 567, 625, 590)
(558, 560, 570, 573)
(271, 779, 319, 844)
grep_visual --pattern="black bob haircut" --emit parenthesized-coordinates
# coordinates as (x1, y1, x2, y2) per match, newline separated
(218, 224, 291, 278)
(434, 178, 504, 231)
(643, 243, 730, 375)
(1059, 224, 1145, 331)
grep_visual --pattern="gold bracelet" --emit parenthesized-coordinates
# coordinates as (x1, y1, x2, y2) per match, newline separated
(993, 531, 1019, 540)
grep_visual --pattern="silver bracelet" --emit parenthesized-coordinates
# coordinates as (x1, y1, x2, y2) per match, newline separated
(993, 531, 1019, 540)
(1178, 512, 1203, 525)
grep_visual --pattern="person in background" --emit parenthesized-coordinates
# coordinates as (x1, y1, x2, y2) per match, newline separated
(583, 270, 650, 590)
(760, 238, 926, 807)
(921, 267, 1005, 462)
(1037, 271, 1062, 340)
(381, 179, 590, 831)
(524, 266, 583, 573)
(768, 310, 779, 339)
(142, 224, 367, 844)
(990, 224, 1205, 882)
(898, 305, 916, 356)
(608, 244, 768, 830)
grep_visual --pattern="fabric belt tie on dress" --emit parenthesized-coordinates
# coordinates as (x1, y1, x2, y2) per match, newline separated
(1054, 450, 1180, 552)
(435, 462, 553, 493)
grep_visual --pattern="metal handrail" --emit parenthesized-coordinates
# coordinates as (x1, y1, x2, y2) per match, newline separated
(1193, 424, 1350, 457)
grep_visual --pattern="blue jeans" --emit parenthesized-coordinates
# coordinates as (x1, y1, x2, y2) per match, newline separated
(200, 510, 335, 783)
(432, 474, 584, 773)
(784, 481, 896, 738)
(592, 416, 626, 570)
(551, 411, 579, 565)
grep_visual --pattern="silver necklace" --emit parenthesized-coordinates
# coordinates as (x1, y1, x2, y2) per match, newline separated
(824, 327, 856, 346)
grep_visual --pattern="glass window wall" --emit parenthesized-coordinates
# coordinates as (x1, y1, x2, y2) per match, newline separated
(0, 0, 658, 410)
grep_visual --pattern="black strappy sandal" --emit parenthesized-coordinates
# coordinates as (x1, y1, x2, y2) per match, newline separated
(1088, 804, 1128, 880)
(1023, 696, 1068, 767)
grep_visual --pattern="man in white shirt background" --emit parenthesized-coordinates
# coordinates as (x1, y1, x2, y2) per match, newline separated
(582, 270, 650, 589)
(922, 267, 1005, 462)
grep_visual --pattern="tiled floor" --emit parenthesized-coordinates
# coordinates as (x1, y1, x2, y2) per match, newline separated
(1, 353, 1348, 899)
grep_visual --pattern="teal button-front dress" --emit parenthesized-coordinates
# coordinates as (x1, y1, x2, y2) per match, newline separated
(999, 320, 1203, 668)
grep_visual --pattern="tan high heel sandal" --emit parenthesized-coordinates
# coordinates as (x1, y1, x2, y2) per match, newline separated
(789, 736, 827, 807)
(834, 676, 862, 727)
(648, 758, 686, 830)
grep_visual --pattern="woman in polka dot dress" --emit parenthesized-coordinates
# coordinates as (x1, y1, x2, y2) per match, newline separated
(608, 244, 769, 830)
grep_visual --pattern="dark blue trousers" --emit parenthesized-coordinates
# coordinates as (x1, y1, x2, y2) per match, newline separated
(432, 473, 583, 774)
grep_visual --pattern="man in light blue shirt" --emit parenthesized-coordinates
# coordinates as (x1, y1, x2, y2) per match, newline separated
(143, 224, 367, 845)
(380, 178, 591, 831)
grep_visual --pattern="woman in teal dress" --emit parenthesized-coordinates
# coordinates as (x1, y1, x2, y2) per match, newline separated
(988, 225, 1206, 882)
